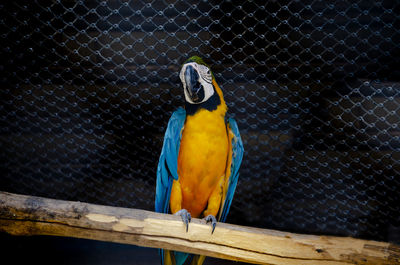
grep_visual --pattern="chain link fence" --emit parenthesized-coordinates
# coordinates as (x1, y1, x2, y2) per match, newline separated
(1, 0, 399, 243)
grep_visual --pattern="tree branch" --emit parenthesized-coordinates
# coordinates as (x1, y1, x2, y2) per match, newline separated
(0, 191, 398, 264)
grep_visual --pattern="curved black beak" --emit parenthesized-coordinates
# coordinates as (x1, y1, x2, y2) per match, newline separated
(184, 65, 202, 102)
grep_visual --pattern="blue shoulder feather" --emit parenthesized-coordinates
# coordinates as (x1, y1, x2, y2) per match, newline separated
(155, 107, 186, 214)
(155, 108, 187, 265)
(219, 118, 244, 222)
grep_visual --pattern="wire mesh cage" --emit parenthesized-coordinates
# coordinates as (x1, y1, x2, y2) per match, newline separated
(1, 0, 399, 244)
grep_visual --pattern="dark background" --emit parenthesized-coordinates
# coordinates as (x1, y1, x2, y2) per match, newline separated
(1, 0, 400, 264)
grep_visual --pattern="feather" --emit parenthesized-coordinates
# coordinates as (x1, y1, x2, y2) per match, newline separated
(155, 108, 186, 214)
(155, 108, 187, 265)
(219, 118, 244, 222)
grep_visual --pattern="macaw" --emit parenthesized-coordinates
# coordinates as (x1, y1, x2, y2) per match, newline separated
(155, 56, 244, 265)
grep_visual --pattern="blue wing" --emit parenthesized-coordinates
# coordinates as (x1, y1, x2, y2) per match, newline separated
(155, 107, 186, 214)
(155, 108, 189, 265)
(219, 118, 244, 222)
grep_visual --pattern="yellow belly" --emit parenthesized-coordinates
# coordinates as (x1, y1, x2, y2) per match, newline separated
(177, 108, 229, 218)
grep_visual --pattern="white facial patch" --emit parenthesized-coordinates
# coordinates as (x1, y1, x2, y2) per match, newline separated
(179, 62, 214, 104)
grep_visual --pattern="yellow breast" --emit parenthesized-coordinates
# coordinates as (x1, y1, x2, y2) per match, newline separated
(177, 105, 229, 218)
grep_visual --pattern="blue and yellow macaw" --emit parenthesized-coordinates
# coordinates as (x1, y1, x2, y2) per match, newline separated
(155, 56, 244, 265)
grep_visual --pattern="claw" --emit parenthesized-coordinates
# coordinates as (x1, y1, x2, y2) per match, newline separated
(204, 215, 217, 234)
(175, 209, 191, 232)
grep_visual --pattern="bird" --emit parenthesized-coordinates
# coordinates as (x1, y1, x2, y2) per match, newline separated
(155, 56, 244, 265)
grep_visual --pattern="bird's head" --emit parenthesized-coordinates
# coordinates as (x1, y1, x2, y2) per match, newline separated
(179, 56, 215, 104)
(179, 56, 226, 116)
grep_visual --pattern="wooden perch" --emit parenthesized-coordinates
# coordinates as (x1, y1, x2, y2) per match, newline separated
(0, 192, 398, 265)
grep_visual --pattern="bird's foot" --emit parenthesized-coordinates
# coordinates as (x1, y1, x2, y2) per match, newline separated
(175, 209, 191, 232)
(204, 215, 217, 234)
